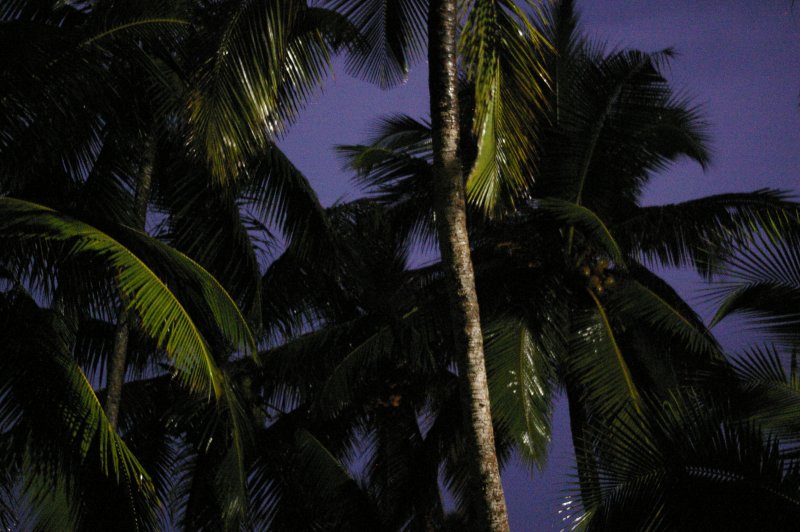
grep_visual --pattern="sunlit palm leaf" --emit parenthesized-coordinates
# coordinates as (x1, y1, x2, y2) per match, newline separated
(484, 316, 556, 466)
(0, 198, 256, 397)
(189, 0, 345, 181)
(567, 291, 641, 421)
(461, 0, 549, 215)
(0, 290, 157, 530)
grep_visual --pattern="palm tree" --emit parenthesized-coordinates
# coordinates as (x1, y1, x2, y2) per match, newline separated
(573, 203, 800, 530)
(322, 1, 550, 526)
(337, 0, 800, 519)
(243, 199, 522, 529)
(1, 0, 350, 525)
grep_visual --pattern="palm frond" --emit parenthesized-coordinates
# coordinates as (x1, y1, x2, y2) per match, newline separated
(0, 198, 256, 397)
(248, 423, 381, 530)
(244, 143, 331, 256)
(0, 289, 157, 530)
(709, 214, 800, 346)
(538, 198, 625, 266)
(461, 0, 549, 215)
(578, 394, 800, 530)
(566, 290, 641, 421)
(324, 0, 427, 88)
(617, 189, 798, 275)
(484, 316, 557, 467)
(730, 345, 800, 440)
(541, 45, 709, 217)
(338, 115, 437, 247)
(154, 145, 263, 323)
(188, 0, 341, 180)
(605, 279, 720, 360)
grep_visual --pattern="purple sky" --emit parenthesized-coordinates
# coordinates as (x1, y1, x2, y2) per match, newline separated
(280, 2, 800, 529)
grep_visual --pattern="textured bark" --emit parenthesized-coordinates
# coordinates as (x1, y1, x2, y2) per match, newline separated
(105, 141, 154, 430)
(427, 1, 510, 530)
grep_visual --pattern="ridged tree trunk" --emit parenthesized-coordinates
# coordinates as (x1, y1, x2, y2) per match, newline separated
(104, 140, 155, 430)
(427, 1, 510, 529)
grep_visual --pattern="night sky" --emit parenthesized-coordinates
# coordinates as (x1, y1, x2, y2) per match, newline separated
(279, 2, 800, 529)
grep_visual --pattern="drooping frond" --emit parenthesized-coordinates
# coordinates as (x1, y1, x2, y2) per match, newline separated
(0, 289, 158, 530)
(565, 291, 642, 421)
(188, 0, 347, 181)
(538, 198, 626, 266)
(323, 0, 428, 88)
(461, 0, 549, 216)
(244, 143, 332, 256)
(0, 198, 256, 397)
(709, 213, 800, 347)
(484, 316, 557, 467)
(617, 189, 798, 275)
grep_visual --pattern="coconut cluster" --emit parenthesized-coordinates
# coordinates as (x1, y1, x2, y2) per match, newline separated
(580, 257, 616, 295)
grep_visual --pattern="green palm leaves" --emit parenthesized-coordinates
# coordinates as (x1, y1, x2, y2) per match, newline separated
(325, 0, 550, 216)
(484, 317, 556, 465)
(188, 0, 350, 181)
(710, 213, 800, 347)
(461, 0, 549, 214)
(325, 0, 427, 88)
(0, 289, 158, 529)
(0, 198, 256, 397)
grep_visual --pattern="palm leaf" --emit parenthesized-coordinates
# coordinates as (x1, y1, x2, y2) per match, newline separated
(617, 190, 798, 275)
(0, 197, 256, 398)
(730, 345, 800, 440)
(324, 0, 427, 88)
(248, 423, 380, 530)
(461, 0, 549, 215)
(188, 0, 344, 181)
(605, 278, 720, 359)
(484, 316, 556, 466)
(0, 289, 158, 530)
(244, 143, 332, 257)
(539, 41, 708, 218)
(566, 290, 641, 421)
(579, 394, 800, 530)
(537, 197, 626, 266)
(709, 216, 800, 346)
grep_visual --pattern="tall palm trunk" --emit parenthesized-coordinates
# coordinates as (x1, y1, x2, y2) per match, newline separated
(105, 140, 155, 430)
(427, 1, 509, 529)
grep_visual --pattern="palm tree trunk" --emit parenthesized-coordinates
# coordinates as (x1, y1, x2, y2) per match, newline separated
(427, 1, 509, 529)
(105, 140, 155, 430)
